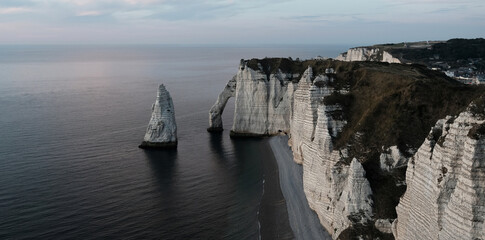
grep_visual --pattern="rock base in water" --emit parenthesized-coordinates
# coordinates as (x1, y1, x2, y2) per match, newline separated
(229, 130, 270, 138)
(138, 141, 178, 149)
(206, 127, 223, 132)
(140, 84, 178, 149)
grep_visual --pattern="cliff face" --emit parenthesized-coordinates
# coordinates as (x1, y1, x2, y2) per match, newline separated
(208, 58, 484, 239)
(289, 66, 373, 237)
(336, 48, 401, 63)
(139, 84, 177, 148)
(231, 63, 295, 136)
(208, 76, 236, 132)
(208, 59, 300, 136)
(394, 100, 485, 239)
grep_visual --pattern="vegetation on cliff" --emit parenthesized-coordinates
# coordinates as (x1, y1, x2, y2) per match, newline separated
(376, 38, 485, 72)
(245, 57, 485, 224)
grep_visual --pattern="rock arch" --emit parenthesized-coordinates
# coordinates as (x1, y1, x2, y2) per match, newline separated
(207, 76, 237, 132)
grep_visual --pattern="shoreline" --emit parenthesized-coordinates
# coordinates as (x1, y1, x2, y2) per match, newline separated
(258, 138, 294, 240)
(268, 135, 332, 240)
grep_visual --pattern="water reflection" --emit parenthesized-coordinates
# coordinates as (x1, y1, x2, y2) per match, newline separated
(143, 149, 178, 190)
(0, 45, 351, 239)
(209, 131, 225, 156)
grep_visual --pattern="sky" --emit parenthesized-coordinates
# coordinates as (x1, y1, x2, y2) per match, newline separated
(0, 0, 484, 45)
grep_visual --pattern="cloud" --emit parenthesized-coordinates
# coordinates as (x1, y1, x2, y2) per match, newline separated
(0, 7, 32, 14)
(0, 0, 293, 23)
(112, 10, 154, 20)
(57, 0, 98, 6)
(0, 0, 35, 7)
(76, 10, 103, 16)
(0, 0, 483, 44)
(284, 14, 360, 23)
(123, 0, 164, 5)
(385, 0, 478, 4)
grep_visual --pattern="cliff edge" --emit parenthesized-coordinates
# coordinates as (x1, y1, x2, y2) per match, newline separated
(336, 47, 401, 63)
(394, 95, 485, 240)
(209, 58, 485, 239)
(336, 38, 485, 84)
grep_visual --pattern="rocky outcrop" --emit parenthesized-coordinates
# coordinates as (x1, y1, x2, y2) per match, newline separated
(139, 84, 177, 149)
(379, 146, 408, 172)
(230, 64, 295, 136)
(289, 67, 373, 238)
(207, 76, 237, 132)
(209, 58, 484, 239)
(336, 47, 401, 63)
(394, 101, 485, 240)
(375, 219, 394, 234)
(208, 59, 378, 238)
(208, 59, 299, 136)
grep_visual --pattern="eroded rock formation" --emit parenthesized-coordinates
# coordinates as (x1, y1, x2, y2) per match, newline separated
(207, 76, 237, 132)
(208, 60, 297, 136)
(139, 84, 177, 149)
(288, 67, 373, 237)
(394, 99, 485, 240)
(208, 58, 484, 239)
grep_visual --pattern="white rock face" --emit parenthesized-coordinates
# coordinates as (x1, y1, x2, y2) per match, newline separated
(231, 64, 297, 136)
(210, 60, 485, 239)
(394, 110, 485, 240)
(289, 69, 372, 238)
(139, 84, 177, 148)
(210, 63, 373, 238)
(208, 61, 297, 136)
(336, 47, 401, 63)
(379, 146, 408, 172)
(382, 51, 401, 63)
(208, 76, 236, 131)
(375, 219, 394, 234)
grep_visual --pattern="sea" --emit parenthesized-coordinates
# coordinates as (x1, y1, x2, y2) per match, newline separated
(0, 44, 350, 239)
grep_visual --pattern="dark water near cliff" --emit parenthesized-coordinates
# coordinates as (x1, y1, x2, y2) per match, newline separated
(0, 45, 349, 239)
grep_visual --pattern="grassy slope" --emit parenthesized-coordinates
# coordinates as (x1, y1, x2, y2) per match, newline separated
(379, 38, 485, 71)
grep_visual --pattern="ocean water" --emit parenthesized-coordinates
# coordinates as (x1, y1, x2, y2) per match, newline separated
(0, 45, 349, 239)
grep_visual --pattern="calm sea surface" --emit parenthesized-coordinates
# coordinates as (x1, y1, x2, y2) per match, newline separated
(0, 45, 349, 239)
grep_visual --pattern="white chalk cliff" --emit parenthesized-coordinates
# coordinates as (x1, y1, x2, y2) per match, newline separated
(209, 60, 374, 238)
(209, 59, 484, 239)
(288, 67, 373, 238)
(394, 108, 485, 240)
(139, 84, 177, 148)
(208, 76, 237, 132)
(336, 47, 401, 63)
(209, 61, 297, 136)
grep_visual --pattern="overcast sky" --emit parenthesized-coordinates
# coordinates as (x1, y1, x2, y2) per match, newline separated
(0, 0, 484, 45)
